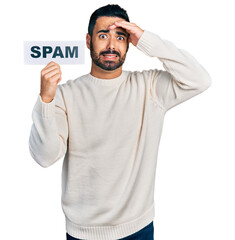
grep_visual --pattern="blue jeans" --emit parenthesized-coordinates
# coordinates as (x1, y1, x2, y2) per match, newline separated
(66, 221, 154, 240)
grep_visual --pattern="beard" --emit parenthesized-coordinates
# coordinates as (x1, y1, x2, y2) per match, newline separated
(90, 39, 128, 71)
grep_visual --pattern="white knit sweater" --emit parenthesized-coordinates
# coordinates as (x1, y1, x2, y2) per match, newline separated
(29, 30, 211, 239)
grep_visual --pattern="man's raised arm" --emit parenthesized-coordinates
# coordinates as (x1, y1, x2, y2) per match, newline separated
(109, 21, 211, 111)
(136, 30, 212, 111)
(28, 61, 68, 168)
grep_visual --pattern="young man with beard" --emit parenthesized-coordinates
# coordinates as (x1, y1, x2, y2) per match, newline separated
(29, 4, 211, 240)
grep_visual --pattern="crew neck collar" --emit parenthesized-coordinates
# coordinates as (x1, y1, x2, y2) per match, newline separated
(87, 71, 126, 86)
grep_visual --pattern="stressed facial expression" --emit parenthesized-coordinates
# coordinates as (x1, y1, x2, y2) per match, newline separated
(88, 16, 129, 71)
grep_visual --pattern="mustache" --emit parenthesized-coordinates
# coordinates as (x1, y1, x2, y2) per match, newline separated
(100, 50, 120, 57)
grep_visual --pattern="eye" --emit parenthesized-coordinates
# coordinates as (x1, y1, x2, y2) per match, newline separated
(99, 34, 107, 39)
(117, 36, 125, 40)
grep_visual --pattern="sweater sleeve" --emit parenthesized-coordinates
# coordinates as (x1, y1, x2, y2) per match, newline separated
(28, 85, 68, 168)
(136, 30, 212, 111)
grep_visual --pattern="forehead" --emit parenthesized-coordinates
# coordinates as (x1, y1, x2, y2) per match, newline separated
(94, 16, 127, 32)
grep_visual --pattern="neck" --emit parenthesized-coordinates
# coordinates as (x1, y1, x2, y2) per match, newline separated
(90, 61, 122, 79)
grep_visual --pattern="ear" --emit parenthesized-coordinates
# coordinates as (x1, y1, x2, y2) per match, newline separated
(86, 33, 91, 50)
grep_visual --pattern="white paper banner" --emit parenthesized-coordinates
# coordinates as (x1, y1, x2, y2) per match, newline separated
(24, 41, 85, 65)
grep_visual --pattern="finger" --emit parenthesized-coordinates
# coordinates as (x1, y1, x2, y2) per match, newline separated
(113, 21, 135, 25)
(109, 22, 135, 32)
(108, 24, 131, 34)
(57, 75, 62, 84)
(50, 73, 61, 82)
(111, 21, 135, 28)
(44, 69, 61, 79)
(46, 61, 60, 68)
(46, 61, 54, 67)
(42, 65, 59, 75)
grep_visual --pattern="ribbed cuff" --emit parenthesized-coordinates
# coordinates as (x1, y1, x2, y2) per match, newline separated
(33, 94, 55, 119)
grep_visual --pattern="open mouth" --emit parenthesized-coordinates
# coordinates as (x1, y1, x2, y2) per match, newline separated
(102, 54, 118, 60)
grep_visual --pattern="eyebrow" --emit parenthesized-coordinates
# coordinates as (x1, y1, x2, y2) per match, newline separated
(96, 29, 128, 38)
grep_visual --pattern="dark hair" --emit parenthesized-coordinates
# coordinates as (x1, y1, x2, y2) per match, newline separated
(88, 4, 130, 39)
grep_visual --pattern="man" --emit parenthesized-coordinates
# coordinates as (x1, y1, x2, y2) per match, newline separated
(28, 4, 211, 240)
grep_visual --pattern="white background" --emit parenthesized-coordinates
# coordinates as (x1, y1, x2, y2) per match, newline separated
(0, 0, 234, 239)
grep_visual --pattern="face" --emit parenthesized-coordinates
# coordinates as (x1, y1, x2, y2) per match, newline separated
(86, 16, 129, 71)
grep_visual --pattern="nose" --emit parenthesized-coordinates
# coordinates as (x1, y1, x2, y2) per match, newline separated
(107, 36, 116, 51)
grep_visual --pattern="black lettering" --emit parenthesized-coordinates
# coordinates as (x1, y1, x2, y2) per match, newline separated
(65, 46, 78, 58)
(31, 46, 41, 58)
(43, 46, 53, 58)
(52, 46, 64, 58)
